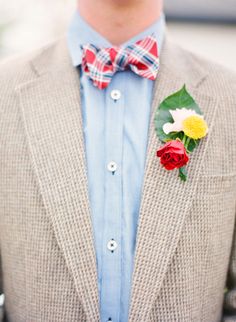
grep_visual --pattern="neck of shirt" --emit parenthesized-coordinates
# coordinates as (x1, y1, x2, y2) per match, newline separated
(67, 10, 166, 67)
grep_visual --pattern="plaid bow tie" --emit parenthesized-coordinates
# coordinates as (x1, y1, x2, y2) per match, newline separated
(81, 35, 159, 90)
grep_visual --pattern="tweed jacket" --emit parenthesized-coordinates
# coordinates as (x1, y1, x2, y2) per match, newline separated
(0, 35, 236, 322)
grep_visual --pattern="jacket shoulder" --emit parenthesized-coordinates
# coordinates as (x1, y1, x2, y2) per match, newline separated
(0, 38, 60, 93)
(175, 42, 236, 98)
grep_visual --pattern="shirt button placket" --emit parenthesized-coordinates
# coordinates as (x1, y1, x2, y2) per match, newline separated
(100, 83, 124, 322)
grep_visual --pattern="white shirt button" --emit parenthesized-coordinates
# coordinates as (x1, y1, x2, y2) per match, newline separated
(107, 239, 118, 252)
(110, 89, 121, 101)
(107, 161, 117, 173)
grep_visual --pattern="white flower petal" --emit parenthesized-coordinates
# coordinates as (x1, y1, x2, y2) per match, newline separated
(162, 108, 203, 134)
(163, 122, 174, 134)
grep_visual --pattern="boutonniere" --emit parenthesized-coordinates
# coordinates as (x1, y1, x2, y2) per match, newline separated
(155, 85, 208, 181)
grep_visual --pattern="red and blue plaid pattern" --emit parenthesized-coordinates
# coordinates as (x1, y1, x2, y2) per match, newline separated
(81, 34, 159, 90)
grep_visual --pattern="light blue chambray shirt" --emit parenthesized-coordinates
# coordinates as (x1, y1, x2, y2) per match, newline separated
(67, 11, 165, 322)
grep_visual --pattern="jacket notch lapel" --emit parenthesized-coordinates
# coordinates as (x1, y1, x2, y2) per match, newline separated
(128, 39, 219, 321)
(17, 41, 100, 321)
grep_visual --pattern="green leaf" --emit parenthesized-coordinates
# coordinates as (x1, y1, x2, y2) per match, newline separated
(154, 85, 202, 145)
(179, 167, 187, 181)
(187, 139, 200, 153)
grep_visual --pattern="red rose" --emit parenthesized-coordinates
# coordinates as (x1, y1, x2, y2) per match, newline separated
(156, 140, 189, 170)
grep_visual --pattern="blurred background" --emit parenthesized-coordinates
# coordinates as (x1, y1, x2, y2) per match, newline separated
(0, 0, 236, 70)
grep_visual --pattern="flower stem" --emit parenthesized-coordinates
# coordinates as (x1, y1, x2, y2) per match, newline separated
(182, 134, 187, 146)
(182, 134, 191, 152)
(179, 167, 187, 181)
(185, 136, 191, 149)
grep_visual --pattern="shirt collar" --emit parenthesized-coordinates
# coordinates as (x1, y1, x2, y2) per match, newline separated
(67, 10, 166, 67)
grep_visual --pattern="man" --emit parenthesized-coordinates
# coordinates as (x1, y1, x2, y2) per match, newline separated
(0, 0, 236, 321)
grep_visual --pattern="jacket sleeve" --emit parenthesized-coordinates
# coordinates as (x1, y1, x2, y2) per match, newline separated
(223, 219, 236, 321)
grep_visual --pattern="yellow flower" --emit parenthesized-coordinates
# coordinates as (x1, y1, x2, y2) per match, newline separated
(182, 115, 208, 139)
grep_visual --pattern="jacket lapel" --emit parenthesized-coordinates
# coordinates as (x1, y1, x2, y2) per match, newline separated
(17, 39, 100, 321)
(128, 38, 219, 321)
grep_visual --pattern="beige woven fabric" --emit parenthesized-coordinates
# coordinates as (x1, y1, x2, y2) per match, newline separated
(0, 34, 236, 322)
